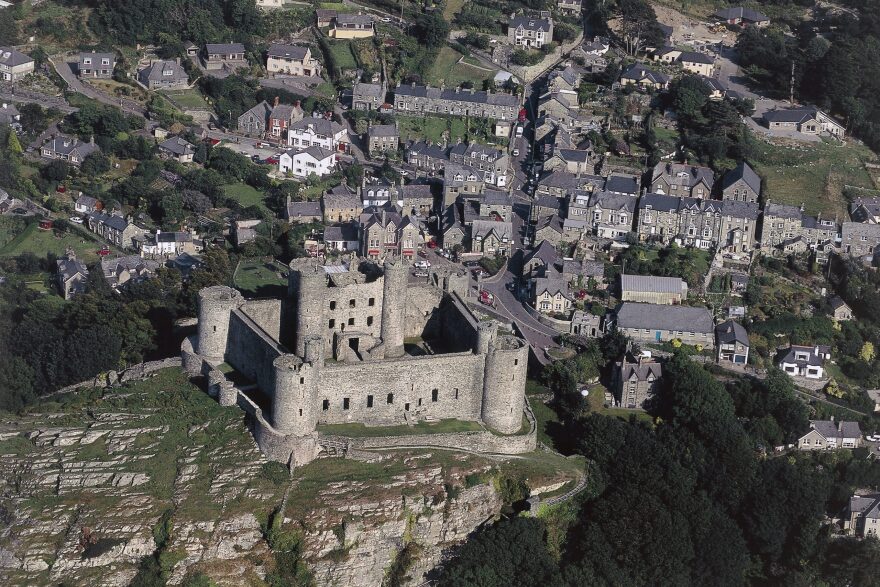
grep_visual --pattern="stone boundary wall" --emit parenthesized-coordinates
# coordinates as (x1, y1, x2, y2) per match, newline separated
(49, 357, 183, 396)
(321, 424, 536, 455)
(524, 303, 572, 332)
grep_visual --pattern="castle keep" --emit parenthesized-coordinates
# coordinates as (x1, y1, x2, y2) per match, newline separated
(182, 258, 533, 465)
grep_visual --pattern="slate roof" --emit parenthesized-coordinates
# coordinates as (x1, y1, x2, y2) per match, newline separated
(810, 419, 862, 441)
(408, 140, 449, 160)
(535, 214, 564, 236)
(159, 136, 195, 156)
(779, 345, 824, 367)
(621, 274, 685, 295)
(830, 295, 850, 311)
(394, 83, 520, 107)
(640, 192, 680, 212)
(353, 82, 385, 98)
(76, 195, 98, 209)
(89, 211, 130, 232)
(590, 191, 637, 213)
(57, 256, 88, 282)
(763, 106, 820, 124)
(471, 219, 512, 241)
(240, 100, 273, 123)
(721, 161, 761, 194)
(620, 359, 662, 382)
(509, 15, 552, 32)
(270, 103, 302, 121)
(842, 221, 880, 240)
(721, 200, 760, 219)
(534, 277, 571, 299)
(298, 145, 335, 161)
(287, 200, 322, 219)
(557, 148, 592, 163)
(397, 184, 433, 199)
(291, 116, 345, 136)
(764, 202, 802, 219)
(652, 162, 715, 189)
(849, 494, 880, 519)
(605, 173, 640, 195)
(369, 124, 398, 138)
(323, 222, 359, 242)
(43, 135, 100, 158)
(206, 43, 245, 54)
(0, 47, 33, 67)
(337, 13, 374, 25)
(678, 51, 715, 65)
(716, 320, 748, 345)
(617, 302, 714, 333)
(535, 194, 563, 212)
(140, 60, 188, 83)
(525, 240, 559, 266)
(714, 6, 769, 22)
(850, 196, 880, 221)
(267, 44, 308, 60)
(620, 63, 670, 85)
(323, 188, 360, 209)
(79, 52, 114, 65)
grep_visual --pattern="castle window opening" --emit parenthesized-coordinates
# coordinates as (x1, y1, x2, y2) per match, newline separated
(454, 388, 459, 399)
(299, 409, 302, 416)
(213, 326, 216, 332)
(322, 399, 329, 411)
(330, 301, 336, 310)
(432, 389, 438, 402)
(343, 397, 350, 410)
(349, 299, 356, 308)
(367, 316, 373, 326)
(405, 403, 410, 411)
(348, 317, 355, 326)
(418, 398, 422, 407)
(514, 359, 518, 366)
(368, 297, 375, 306)
(367, 394, 374, 407)
(329, 319, 335, 328)
(300, 377, 304, 384)
(387, 393, 394, 404)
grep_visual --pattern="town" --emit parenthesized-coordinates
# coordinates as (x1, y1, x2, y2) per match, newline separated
(0, 0, 879, 584)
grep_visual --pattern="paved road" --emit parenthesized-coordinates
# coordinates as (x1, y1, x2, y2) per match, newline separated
(51, 58, 147, 118)
(259, 76, 325, 98)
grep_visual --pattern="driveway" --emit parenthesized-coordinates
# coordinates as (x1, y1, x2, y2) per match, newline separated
(51, 58, 146, 118)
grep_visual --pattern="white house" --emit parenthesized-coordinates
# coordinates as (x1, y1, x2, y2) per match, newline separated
(778, 344, 830, 379)
(798, 419, 862, 450)
(287, 116, 348, 151)
(279, 146, 337, 178)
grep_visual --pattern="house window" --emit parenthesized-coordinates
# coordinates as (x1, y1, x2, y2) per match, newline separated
(432, 389, 438, 402)
(367, 394, 373, 408)
(387, 393, 394, 404)
(343, 397, 350, 410)
(322, 399, 329, 411)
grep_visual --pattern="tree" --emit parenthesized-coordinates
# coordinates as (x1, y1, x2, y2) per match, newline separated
(81, 152, 112, 176)
(415, 12, 450, 48)
(41, 160, 69, 182)
(858, 341, 875, 362)
(6, 130, 22, 155)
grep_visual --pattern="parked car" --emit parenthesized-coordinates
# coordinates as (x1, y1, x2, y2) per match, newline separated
(69, 216, 83, 224)
(413, 260, 431, 269)
(251, 154, 261, 162)
(512, 148, 520, 156)
(413, 270, 428, 278)
(478, 290, 495, 305)
(426, 240, 437, 249)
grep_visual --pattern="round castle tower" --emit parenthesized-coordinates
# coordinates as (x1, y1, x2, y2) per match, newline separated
(380, 258, 408, 358)
(271, 336, 323, 436)
(289, 259, 328, 357)
(197, 286, 243, 364)
(481, 335, 529, 434)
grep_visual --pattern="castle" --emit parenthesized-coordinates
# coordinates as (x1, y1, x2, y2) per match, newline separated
(182, 257, 534, 466)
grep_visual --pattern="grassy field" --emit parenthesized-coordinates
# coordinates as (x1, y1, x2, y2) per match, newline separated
(396, 115, 469, 144)
(318, 418, 484, 437)
(319, 1, 347, 9)
(528, 396, 563, 450)
(327, 40, 358, 70)
(442, 0, 466, 19)
(0, 222, 109, 263)
(222, 182, 267, 210)
(233, 257, 288, 297)
(753, 139, 878, 218)
(425, 46, 494, 89)
(161, 89, 211, 110)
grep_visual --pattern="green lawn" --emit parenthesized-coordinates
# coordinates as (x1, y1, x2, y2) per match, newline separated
(442, 0, 466, 19)
(753, 139, 877, 218)
(319, 1, 346, 9)
(222, 182, 267, 210)
(528, 396, 563, 450)
(160, 89, 210, 110)
(396, 115, 470, 144)
(327, 40, 357, 71)
(0, 222, 110, 263)
(234, 257, 288, 297)
(318, 418, 485, 437)
(425, 46, 493, 89)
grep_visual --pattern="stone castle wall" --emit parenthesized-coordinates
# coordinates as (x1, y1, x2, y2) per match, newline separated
(227, 309, 283, 395)
(240, 298, 283, 341)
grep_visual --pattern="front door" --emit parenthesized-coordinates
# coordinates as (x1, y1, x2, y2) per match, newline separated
(655, 331, 661, 342)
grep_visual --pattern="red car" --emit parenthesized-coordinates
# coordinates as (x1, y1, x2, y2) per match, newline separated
(266, 155, 280, 164)
(56, 185, 66, 193)
(518, 108, 527, 123)
(426, 240, 437, 249)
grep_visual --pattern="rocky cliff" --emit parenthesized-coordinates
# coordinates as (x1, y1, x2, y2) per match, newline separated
(0, 368, 581, 586)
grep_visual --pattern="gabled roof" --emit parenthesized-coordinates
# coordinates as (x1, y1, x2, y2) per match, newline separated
(353, 82, 385, 98)
(763, 106, 820, 124)
(678, 51, 714, 65)
(323, 222, 359, 242)
(764, 202, 802, 220)
(534, 277, 571, 299)
(140, 59, 188, 82)
(394, 83, 520, 107)
(89, 211, 130, 232)
(43, 134, 100, 158)
(620, 63, 669, 85)
(713, 6, 769, 22)
(471, 219, 512, 241)
(721, 200, 760, 220)
(0, 47, 33, 67)
(270, 103, 302, 121)
(830, 295, 850, 312)
(620, 359, 662, 382)
(206, 43, 245, 54)
(617, 302, 714, 333)
(337, 13, 374, 25)
(159, 136, 195, 156)
(369, 124, 398, 138)
(290, 116, 345, 136)
(605, 173, 639, 195)
(721, 161, 761, 195)
(287, 200, 322, 219)
(621, 274, 685, 295)
(639, 192, 680, 212)
(716, 320, 748, 345)
(509, 15, 552, 32)
(809, 419, 862, 441)
(524, 240, 559, 267)
(589, 191, 637, 213)
(652, 162, 715, 189)
(240, 100, 272, 122)
(408, 140, 449, 160)
(267, 43, 308, 60)
(57, 256, 88, 282)
(849, 494, 880, 519)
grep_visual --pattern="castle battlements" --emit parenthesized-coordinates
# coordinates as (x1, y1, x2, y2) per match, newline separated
(182, 257, 534, 466)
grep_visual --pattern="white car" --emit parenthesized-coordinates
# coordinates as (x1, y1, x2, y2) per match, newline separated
(413, 260, 431, 269)
(381, 16, 391, 22)
(69, 216, 83, 224)
(512, 149, 519, 156)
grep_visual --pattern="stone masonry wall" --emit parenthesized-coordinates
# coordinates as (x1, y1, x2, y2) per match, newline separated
(240, 298, 283, 341)
(322, 426, 537, 454)
(316, 352, 485, 426)
(227, 309, 283, 394)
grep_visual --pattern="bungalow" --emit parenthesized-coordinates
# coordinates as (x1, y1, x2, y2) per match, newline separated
(315, 9, 337, 27)
(778, 344, 830, 379)
(762, 106, 845, 138)
(266, 44, 322, 77)
(138, 59, 188, 90)
(41, 135, 100, 165)
(619, 63, 670, 90)
(101, 255, 160, 289)
(78, 51, 115, 78)
(56, 251, 88, 300)
(678, 51, 715, 76)
(616, 302, 715, 349)
(331, 13, 375, 39)
(203, 43, 247, 71)
(533, 277, 572, 314)
(278, 146, 337, 178)
(158, 136, 195, 163)
(716, 320, 749, 364)
(74, 195, 101, 215)
(797, 419, 862, 450)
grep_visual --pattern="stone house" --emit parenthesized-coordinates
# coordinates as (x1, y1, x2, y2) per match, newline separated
(616, 302, 715, 348)
(548, 66, 581, 92)
(0, 47, 34, 81)
(330, 13, 375, 39)
(101, 255, 160, 290)
(778, 344, 830, 379)
(760, 202, 804, 248)
(719, 200, 760, 252)
(557, 0, 581, 16)
(41, 135, 100, 165)
(441, 204, 466, 249)
(762, 106, 845, 137)
(619, 63, 670, 90)
(78, 52, 115, 78)
(268, 100, 305, 141)
(797, 419, 862, 450)
(537, 91, 580, 127)
(614, 354, 662, 409)
(716, 320, 749, 364)
(570, 310, 601, 337)
(676, 197, 723, 249)
(352, 82, 385, 111)
(315, 9, 337, 27)
(266, 44, 322, 77)
(830, 296, 853, 321)
(544, 148, 596, 175)
(396, 184, 435, 216)
(56, 251, 88, 300)
(760, 203, 838, 257)
(285, 200, 322, 224)
(138, 59, 189, 90)
(588, 191, 637, 240)
(650, 161, 714, 198)
(474, 191, 514, 222)
(470, 219, 512, 256)
(443, 164, 486, 207)
(533, 194, 564, 218)
(538, 171, 604, 198)
(637, 192, 683, 243)
(678, 51, 715, 76)
(522, 240, 559, 277)
(846, 494, 880, 538)
(322, 185, 362, 223)
(620, 274, 687, 305)
(393, 83, 519, 121)
(324, 222, 360, 253)
(849, 196, 880, 224)
(507, 14, 554, 49)
(406, 141, 449, 173)
(158, 136, 195, 163)
(87, 211, 145, 249)
(238, 101, 273, 136)
(533, 278, 572, 314)
(360, 205, 423, 260)
(367, 124, 399, 155)
(840, 221, 880, 259)
(287, 116, 348, 151)
(563, 259, 605, 288)
(74, 195, 101, 216)
(605, 174, 640, 196)
(449, 143, 509, 183)
(721, 161, 760, 203)
(203, 43, 247, 71)
(534, 215, 566, 247)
